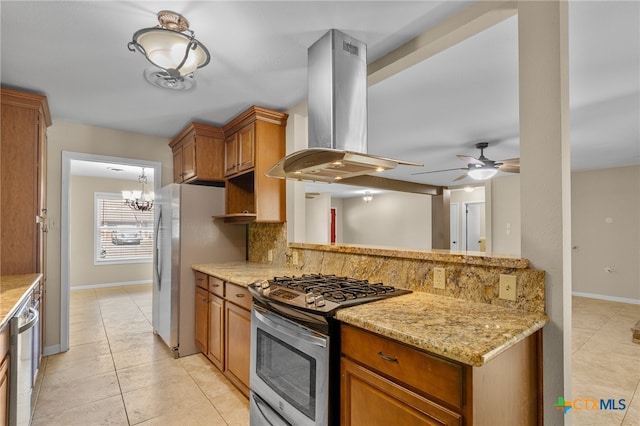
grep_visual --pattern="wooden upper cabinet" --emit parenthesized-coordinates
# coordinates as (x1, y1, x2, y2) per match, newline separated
(224, 122, 255, 177)
(237, 123, 255, 173)
(219, 106, 288, 223)
(169, 122, 225, 184)
(1, 87, 51, 275)
(224, 133, 239, 177)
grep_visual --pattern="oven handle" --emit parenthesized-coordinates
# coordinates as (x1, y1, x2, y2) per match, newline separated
(252, 393, 291, 426)
(254, 307, 327, 348)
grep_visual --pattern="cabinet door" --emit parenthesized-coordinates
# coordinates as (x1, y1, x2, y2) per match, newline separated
(224, 134, 239, 176)
(224, 302, 251, 397)
(173, 147, 184, 183)
(341, 357, 461, 426)
(238, 123, 255, 172)
(207, 294, 224, 370)
(182, 137, 196, 181)
(194, 286, 209, 354)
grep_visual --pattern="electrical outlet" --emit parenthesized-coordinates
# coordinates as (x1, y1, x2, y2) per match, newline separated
(267, 249, 273, 262)
(433, 267, 446, 289)
(499, 274, 517, 301)
(292, 252, 299, 266)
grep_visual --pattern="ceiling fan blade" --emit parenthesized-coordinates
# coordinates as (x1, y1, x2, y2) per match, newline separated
(498, 157, 520, 165)
(457, 155, 485, 166)
(453, 173, 469, 182)
(499, 164, 520, 173)
(412, 167, 467, 176)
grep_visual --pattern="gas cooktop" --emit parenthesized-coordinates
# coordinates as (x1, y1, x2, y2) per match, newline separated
(248, 273, 412, 316)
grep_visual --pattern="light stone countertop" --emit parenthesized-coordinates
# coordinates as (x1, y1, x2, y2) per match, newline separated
(335, 292, 548, 367)
(193, 262, 548, 367)
(0, 273, 42, 329)
(192, 262, 300, 287)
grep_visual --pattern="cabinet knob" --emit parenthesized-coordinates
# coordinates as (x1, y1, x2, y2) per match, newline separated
(235, 293, 245, 298)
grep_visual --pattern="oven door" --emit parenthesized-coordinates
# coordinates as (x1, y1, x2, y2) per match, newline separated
(250, 305, 329, 426)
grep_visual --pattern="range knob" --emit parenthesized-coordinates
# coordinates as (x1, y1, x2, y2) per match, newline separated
(305, 292, 315, 305)
(314, 295, 326, 308)
(254, 279, 270, 291)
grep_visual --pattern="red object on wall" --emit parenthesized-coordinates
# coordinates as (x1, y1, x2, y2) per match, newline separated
(330, 208, 336, 244)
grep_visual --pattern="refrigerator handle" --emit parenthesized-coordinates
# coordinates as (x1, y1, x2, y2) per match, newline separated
(155, 206, 162, 288)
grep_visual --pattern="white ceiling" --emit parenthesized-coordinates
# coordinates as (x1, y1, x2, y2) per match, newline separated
(2, 1, 638, 193)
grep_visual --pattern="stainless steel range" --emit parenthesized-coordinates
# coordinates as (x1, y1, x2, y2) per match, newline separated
(248, 274, 411, 426)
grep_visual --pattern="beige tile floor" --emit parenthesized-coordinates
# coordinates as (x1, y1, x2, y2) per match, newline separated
(572, 296, 640, 426)
(32, 284, 249, 426)
(32, 287, 640, 425)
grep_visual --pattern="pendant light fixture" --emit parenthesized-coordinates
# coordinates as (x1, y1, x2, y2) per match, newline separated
(122, 168, 154, 212)
(128, 10, 210, 89)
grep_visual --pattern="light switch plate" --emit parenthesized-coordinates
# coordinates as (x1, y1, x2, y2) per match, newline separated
(292, 252, 299, 266)
(267, 249, 273, 262)
(434, 267, 446, 289)
(499, 274, 517, 301)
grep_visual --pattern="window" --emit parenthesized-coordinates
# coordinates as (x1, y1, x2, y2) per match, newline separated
(95, 192, 154, 264)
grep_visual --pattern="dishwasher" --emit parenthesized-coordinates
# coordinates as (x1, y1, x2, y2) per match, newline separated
(9, 297, 39, 426)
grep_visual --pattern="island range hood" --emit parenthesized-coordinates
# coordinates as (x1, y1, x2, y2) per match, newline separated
(266, 29, 421, 183)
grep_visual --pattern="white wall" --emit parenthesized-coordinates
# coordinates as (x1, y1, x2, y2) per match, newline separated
(70, 175, 153, 288)
(572, 165, 640, 301)
(490, 175, 522, 256)
(305, 193, 331, 244)
(341, 192, 431, 249)
(46, 121, 173, 351)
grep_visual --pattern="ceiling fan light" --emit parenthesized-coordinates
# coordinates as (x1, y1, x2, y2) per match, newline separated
(468, 168, 498, 180)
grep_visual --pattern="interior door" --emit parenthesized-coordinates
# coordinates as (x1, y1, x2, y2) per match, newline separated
(462, 202, 484, 251)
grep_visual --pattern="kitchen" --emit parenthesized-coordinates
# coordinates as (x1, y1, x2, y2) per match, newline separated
(1, 1, 639, 425)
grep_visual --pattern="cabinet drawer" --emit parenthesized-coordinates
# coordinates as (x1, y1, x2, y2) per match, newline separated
(209, 276, 224, 297)
(341, 324, 463, 409)
(194, 271, 208, 290)
(225, 282, 252, 310)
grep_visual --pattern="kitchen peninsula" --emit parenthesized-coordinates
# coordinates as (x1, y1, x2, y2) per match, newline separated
(194, 242, 548, 425)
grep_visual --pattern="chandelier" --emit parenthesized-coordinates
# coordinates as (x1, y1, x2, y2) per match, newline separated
(122, 168, 154, 212)
(128, 10, 210, 89)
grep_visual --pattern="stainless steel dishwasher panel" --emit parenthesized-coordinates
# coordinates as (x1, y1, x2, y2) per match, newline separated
(9, 298, 39, 426)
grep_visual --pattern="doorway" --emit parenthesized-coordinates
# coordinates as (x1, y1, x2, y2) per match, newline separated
(461, 202, 485, 251)
(59, 152, 161, 353)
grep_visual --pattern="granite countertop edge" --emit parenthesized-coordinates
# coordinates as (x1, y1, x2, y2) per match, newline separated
(192, 262, 548, 367)
(0, 273, 43, 329)
(335, 293, 549, 367)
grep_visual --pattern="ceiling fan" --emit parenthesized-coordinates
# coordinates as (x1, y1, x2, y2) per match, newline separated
(413, 142, 520, 181)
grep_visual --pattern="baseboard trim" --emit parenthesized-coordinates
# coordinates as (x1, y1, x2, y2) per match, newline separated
(572, 291, 640, 305)
(70, 280, 152, 291)
(43, 344, 62, 356)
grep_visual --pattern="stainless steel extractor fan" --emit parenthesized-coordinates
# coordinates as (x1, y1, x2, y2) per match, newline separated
(412, 142, 520, 181)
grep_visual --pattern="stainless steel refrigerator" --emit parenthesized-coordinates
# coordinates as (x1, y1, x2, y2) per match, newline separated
(153, 183, 246, 357)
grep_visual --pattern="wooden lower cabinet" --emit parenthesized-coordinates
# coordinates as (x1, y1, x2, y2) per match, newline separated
(342, 358, 461, 426)
(224, 299, 251, 397)
(341, 324, 539, 426)
(194, 286, 209, 354)
(207, 294, 224, 370)
(1, 324, 9, 426)
(193, 272, 252, 398)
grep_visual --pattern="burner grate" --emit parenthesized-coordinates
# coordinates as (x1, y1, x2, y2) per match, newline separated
(270, 274, 400, 303)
